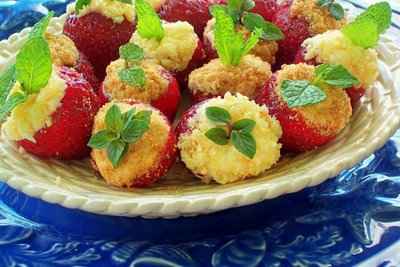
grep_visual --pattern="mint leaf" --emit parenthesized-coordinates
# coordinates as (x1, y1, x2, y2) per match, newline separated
(119, 43, 144, 62)
(206, 106, 231, 124)
(281, 80, 327, 108)
(342, 18, 379, 48)
(329, 3, 345, 20)
(242, 12, 284, 41)
(231, 130, 256, 159)
(118, 66, 146, 87)
(232, 119, 256, 133)
(317, 0, 332, 7)
(0, 65, 16, 106)
(205, 127, 229, 145)
(88, 130, 113, 149)
(105, 104, 124, 133)
(122, 108, 136, 124)
(16, 37, 52, 94)
(75, 0, 91, 14)
(107, 140, 128, 168)
(315, 64, 359, 88)
(135, 0, 164, 41)
(225, 0, 255, 23)
(356, 2, 392, 34)
(242, 27, 262, 55)
(121, 110, 152, 143)
(116, 0, 132, 3)
(0, 92, 28, 122)
(29, 12, 54, 38)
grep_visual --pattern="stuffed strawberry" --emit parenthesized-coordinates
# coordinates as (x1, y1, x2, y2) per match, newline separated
(0, 19, 101, 159)
(63, 0, 136, 79)
(256, 63, 357, 152)
(188, 6, 272, 103)
(89, 102, 177, 188)
(294, 2, 392, 106)
(99, 43, 181, 120)
(203, 0, 283, 64)
(176, 92, 282, 184)
(274, 0, 346, 65)
(131, 0, 206, 86)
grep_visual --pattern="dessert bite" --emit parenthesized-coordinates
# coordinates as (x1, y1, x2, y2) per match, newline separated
(130, 0, 206, 85)
(256, 63, 357, 152)
(176, 93, 282, 184)
(89, 102, 177, 188)
(274, 0, 346, 65)
(0, 19, 101, 159)
(99, 43, 181, 120)
(63, 0, 136, 78)
(203, 0, 283, 64)
(294, 2, 392, 106)
(188, 6, 272, 102)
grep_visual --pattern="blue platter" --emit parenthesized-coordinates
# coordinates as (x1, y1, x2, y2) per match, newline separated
(0, 1, 400, 266)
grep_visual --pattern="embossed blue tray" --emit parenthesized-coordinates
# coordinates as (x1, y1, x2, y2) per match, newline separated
(0, 1, 400, 266)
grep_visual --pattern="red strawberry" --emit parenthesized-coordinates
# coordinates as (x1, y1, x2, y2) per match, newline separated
(99, 59, 181, 121)
(75, 52, 101, 91)
(159, 0, 224, 36)
(18, 67, 102, 160)
(90, 102, 177, 188)
(252, 0, 278, 22)
(256, 64, 352, 152)
(63, 12, 135, 79)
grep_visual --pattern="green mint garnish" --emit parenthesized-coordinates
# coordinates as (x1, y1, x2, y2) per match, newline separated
(0, 92, 28, 122)
(317, 0, 345, 20)
(342, 1, 392, 49)
(75, 0, 91, 14)
(118, 43, 146, 88)
(211, 5, 262, 66)
(116, 0, 133, 3)
(0, 65, 16, 106)
(204, 106, 257, 159)
(88, 104, 152, 168)
(135, 0, 164, 41)
(281, 64, 359, 108)
(29, 12, 54, 38)
(241, 12, 284, 41)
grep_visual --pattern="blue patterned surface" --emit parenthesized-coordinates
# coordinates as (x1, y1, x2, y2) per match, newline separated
(0, 1, 400, 266)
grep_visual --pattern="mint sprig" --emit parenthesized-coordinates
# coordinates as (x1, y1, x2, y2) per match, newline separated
(317, 0, 345, 20)
(88, 104, 152, 168)
(29, 12, 54, 38)
(342, 1, 392, 49)
(281, 64, 359, 108)
(135, 0, 164, 41)
(211, 5, 262, 66)
(118, 43, 146, 88)
(204, 106, 257, 159)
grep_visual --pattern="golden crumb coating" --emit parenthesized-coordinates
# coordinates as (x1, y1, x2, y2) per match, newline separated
(275, 63, 352, 136)
(290, 0, 346, 35)
(204, 19, 279, 65)
(91, 102, 170, 188)
(178, 93, 282, 184)
(103, 59, 169, 103)
(45, 33, 79, 67)
(188, 55, 272, 99)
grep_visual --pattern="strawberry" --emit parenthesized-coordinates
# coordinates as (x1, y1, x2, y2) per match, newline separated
(63, 12, 135, 79)
(89, 102, 177, 188)
(256, 64, 353, 152)
(159, 0, 224, 36)
(75, 52, 101, 91)
(18, 67, 102, 159)
(252, 0, 278, 22)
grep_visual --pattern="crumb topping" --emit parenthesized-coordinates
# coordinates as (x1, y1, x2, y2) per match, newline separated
(290, 0, 346, 35)
(131, 21, 198, 72)
(103, 59, 169, 103)
(67, 0, 135, 23)
(3, 69, 67, 142)
(91, 102, 170, 187)
(276, 63, 352, 136)
(204, 19, 279, 64)
(188, 55, 272, 99)
(178, 93, 282, 184)
(303, 30, 379, 88)
(45, 33, 79, 67)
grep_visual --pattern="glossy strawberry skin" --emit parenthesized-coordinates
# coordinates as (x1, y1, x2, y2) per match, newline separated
(294, 47, 366, 107)
(63, 12, 135, 79)
(159, 0, 224, 36)
(274, 2, 310, 66)
(75, 52, 101, 91)
(256, 75, 335, 152)
(18, 67, 102, 160)
(252, 0, 278, 22)
(175, 102, 201, 138)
